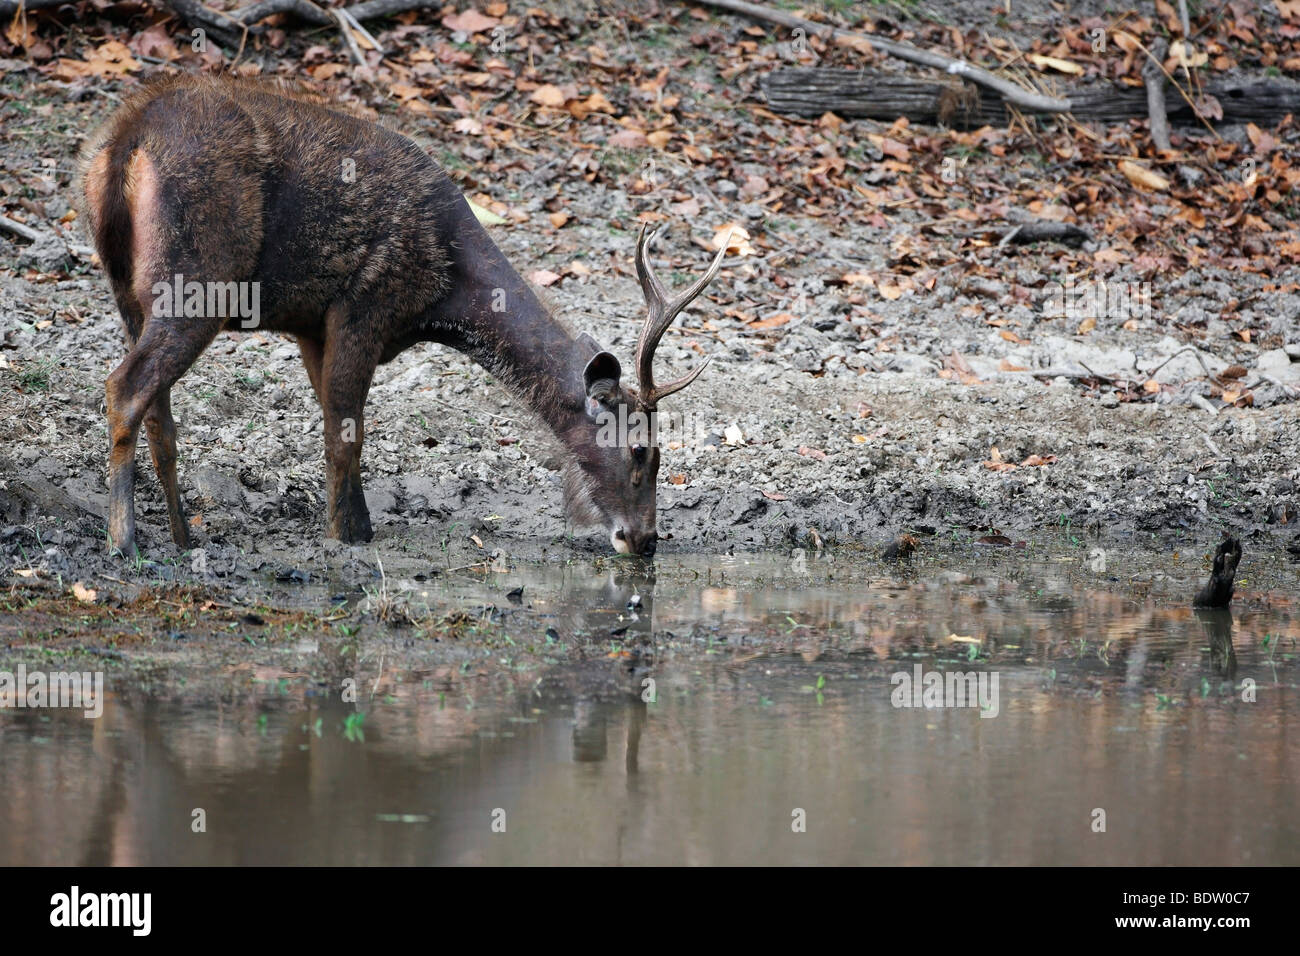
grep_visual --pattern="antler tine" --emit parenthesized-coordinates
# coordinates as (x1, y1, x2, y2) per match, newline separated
(645, 354, 712, 404)
(634, 223, 730, 406)
(634, 224, 669, 400)
(634, 223, 668, 315)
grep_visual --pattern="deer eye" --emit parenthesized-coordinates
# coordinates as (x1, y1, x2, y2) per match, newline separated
(631, 445, 647, 464)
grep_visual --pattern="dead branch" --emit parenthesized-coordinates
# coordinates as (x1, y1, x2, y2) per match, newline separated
(151, 0, 439, 41)
(997, 220, 1091, 248)
(344, 0, 438, 22)
(1142, 37, 1172, 151)
(0, 214, 94, 259)
(161, 0, 248, 48)
(690, 0, 1071, 113)
(331, 7, 369, 67)
(232, 0, 331, 26)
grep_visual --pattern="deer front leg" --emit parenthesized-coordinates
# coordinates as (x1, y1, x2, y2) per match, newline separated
(320, 323, 378, 544)
(296, 335, 325, 404)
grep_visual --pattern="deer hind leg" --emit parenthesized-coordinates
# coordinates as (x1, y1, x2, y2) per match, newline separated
(142, 391, 189, 549)
(320, 309, 380, 544)
(106, 312, 221, 555)
(114, 281, 193, 550)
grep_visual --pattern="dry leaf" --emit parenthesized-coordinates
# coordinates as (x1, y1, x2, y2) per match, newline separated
(442, 9, 501, 33)
(607, 128, 648, 148)
(878, 281, 904, 301)
(748, 312, 792, 330)
(1027, 53, 1084, 75)
(1169, 40, 1208, 68)
(1118, 160, 1170, 191)
(529, 84, 568, 108)
(568, 90, 614, 119)
(713, 224, 755, 256)
(72, 581, 97, 603)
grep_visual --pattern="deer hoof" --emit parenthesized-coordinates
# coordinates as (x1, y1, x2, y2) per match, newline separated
(328, 511, 373, 544)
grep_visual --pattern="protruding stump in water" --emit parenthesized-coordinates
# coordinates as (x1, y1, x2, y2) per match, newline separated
(1193, 538, 1242, 608)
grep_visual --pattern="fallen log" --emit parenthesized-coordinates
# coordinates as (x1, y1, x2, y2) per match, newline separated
(691, 0, 1069, 113)
(762, 67, 1300, 129)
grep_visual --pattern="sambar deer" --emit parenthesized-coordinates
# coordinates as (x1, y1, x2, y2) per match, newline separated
(77, 74, 726, 557)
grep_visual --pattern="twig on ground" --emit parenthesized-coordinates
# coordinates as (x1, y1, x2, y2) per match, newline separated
(331, 8, 369, 68)
(1000, 220, 1091, 248)
(338, 7, 385, 55)
(1141, 345, 1217, 380)
(0, 214, 94, 259)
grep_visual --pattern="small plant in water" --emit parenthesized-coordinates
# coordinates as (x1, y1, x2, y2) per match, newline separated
(343, 712, 366, 742)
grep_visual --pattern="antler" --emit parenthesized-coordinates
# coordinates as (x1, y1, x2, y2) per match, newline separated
(634, 223, 729, 408)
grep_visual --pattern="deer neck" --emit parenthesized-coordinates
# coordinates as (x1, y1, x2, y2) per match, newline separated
(431, 217, 594, 456)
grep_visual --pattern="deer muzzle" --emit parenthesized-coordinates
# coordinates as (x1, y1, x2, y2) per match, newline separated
(612, 527, 658, 557)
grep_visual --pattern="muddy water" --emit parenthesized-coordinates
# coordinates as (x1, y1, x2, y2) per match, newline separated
(2, 549, 1297, 865)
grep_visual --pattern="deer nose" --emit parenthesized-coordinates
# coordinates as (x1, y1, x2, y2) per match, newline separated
(614, 528, 657, 556)
(633, 531, 658, 557)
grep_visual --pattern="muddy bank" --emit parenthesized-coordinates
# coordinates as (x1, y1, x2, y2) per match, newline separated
(3, 256, 1298, 591)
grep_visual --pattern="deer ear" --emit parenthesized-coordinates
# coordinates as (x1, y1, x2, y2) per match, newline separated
(583, 351, 621, 393)
(583, 351, 622, 416)
(577, 331, 603, 355)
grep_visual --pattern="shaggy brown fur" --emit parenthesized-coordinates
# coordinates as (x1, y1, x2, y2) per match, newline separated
(78, 73, 689, 556)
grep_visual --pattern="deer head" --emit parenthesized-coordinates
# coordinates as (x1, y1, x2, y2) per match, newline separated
(564, 224, 728, 556)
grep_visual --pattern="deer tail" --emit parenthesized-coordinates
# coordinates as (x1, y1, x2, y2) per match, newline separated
(80, 135, 146, 339)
